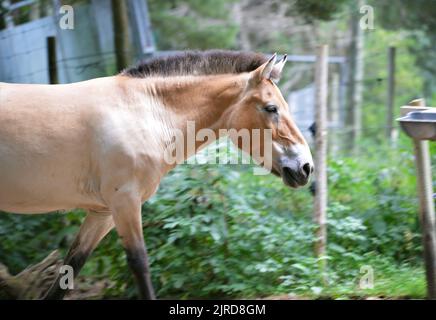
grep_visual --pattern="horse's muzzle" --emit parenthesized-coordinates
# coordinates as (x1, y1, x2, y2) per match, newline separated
(270, 143, 314, 188)
(281, 163, 313, 188)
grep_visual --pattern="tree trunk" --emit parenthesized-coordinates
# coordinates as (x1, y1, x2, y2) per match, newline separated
(111, 0, 131, 72)
(232, 0, 251, 51)
(345, 0, 365, 153)
(314, 44, 329, 285)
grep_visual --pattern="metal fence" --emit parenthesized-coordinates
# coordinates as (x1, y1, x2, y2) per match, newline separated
(0, 0, 154, 84)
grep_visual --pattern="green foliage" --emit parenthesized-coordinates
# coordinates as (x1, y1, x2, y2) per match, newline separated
(359, 27, 425, 148)
(0, 211, 82, 274)
(329, 140, 422, 260)
(89, 139, 423, 299)
(99, 162, 314, 298)
(148, 0, 239, 50)
(291, 0, 350, 22)
(373, 0, 436, 104)
(319, 255, 426, 299)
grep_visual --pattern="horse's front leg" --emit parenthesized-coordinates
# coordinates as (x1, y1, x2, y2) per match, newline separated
(110, 189, 156, 300)
(43, 211, 114, 300)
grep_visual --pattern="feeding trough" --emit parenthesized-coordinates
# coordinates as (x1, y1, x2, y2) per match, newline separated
(397, 99, 436, 300)
(398, 109, 436, 140)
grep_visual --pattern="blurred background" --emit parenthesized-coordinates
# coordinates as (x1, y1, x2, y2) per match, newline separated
(0, 0, 435, 299)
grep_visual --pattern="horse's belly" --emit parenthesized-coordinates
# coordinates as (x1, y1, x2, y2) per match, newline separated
(0, 166, 88, 214)
(0, 180, 106, 214)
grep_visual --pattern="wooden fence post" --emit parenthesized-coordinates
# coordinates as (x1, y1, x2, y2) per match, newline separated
(329, 71, 340, 154)
(345, 0, 364, 153)
(386, 46, 396, 141)
(406, 99, 436, 299)
(111, 0, 130, 71)
(414, 139, 436, 299)
(314, 44, 329, 284)
(46, 36, 58, 84)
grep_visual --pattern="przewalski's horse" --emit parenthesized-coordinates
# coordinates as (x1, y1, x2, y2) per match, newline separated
(0, 50, 313, 299)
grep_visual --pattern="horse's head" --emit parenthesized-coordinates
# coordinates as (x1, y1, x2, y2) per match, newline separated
(224, 54, 314, 188)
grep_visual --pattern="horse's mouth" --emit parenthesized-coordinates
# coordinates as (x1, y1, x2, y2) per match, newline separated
(268, 164, 310, 188)
(280, 166, 309, 188)
(270, 166, 298, 187)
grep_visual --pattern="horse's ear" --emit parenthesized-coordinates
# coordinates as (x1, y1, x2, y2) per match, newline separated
(270, 54, 287, 82)
(250, 53, 277, 83)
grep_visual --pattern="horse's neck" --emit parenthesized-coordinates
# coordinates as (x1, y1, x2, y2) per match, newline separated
(124, 74, 247, 157)
(157, 74, 245, 130)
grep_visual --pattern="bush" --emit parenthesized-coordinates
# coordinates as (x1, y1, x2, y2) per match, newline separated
(0, 140, 425, 299)
(99, 141, 423, 298)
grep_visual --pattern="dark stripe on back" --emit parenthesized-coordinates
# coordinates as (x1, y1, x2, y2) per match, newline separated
(122, 50, 276, 78)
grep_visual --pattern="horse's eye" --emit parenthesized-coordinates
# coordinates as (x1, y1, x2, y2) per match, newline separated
(264, 105, 278, 113)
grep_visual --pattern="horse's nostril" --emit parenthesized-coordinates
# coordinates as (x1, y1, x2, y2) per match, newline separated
(302, 163, 312, 178)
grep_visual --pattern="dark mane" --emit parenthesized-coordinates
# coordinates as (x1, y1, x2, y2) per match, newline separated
(122, 50, 273, 78)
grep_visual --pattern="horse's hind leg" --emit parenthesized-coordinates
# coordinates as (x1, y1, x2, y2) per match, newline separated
(110, 191, 156, 300)
(42, 211, 114, 300)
